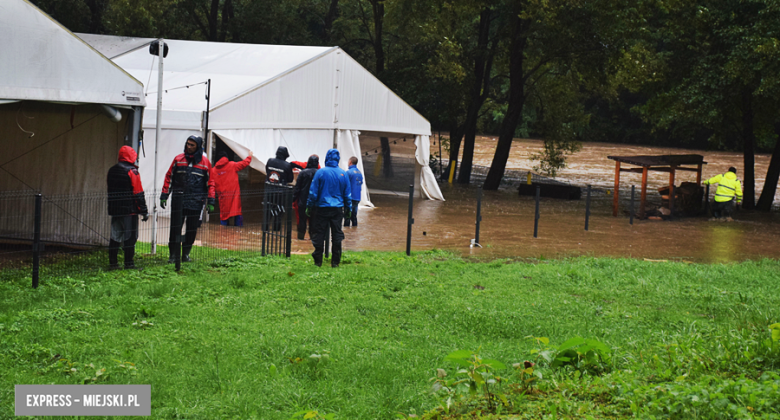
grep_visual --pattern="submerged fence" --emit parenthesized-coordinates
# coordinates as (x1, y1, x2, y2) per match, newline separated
(0, 185, 294, 287)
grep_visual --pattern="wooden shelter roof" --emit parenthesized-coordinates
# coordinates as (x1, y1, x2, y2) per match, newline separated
(607, 154, 705, 167)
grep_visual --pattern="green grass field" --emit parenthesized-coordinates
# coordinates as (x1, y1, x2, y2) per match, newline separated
(2, 251, 780, 419)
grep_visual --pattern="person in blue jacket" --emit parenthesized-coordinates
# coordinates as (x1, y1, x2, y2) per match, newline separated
(306, 149, 352, 267)
(344, 156, 363, 227)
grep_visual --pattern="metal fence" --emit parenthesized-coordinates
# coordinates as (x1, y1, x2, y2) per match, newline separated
(0, 184, 295, 287)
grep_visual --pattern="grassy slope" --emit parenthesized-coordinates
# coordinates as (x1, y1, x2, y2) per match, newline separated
(1, 252, 779, 419)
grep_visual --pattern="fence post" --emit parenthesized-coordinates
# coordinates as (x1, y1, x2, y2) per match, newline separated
(32, 193, 42, 289)
(285, 186, 292, 258)
(584, 185, 591, 231)
(261, 187, 268, 256)
(630, 185, 635, 225)
(533, 185, 540, 238)
(172, 191, 183, 271)
(407, 184, 414, 256)
(475, 186, 482, 245)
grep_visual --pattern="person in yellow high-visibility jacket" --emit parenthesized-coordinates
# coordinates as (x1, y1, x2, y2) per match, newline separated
(702, 166, 742, 221)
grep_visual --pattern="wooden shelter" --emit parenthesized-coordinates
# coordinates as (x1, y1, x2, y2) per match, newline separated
(607, 155, 706, 218)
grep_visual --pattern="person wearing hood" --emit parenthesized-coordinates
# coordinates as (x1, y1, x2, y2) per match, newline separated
(107, 145, 149, 269)
(266, 146, 294, 185)
(306, 149, 352, 267)
(344, 156, 363, 228)
(213, 149, 253, 226)
(703, 166, 743, 221)
(292, 154, 320, 239)
(160, 135, 216, 262)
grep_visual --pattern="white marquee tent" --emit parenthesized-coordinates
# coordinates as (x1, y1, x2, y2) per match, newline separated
(79, 34, 444, 203)
(0, 0, 146, 244)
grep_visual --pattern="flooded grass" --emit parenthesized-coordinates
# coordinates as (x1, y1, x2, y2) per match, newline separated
(1, 252, 779, 419)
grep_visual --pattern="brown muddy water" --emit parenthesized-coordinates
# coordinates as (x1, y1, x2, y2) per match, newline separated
(204, 138, 780, 263)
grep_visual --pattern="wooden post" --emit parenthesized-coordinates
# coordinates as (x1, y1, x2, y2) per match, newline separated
(696, 163, 702, 184)
(612, 161, 621, 217)
(640, 166, 648, 219)
(669, 165, 676, 216)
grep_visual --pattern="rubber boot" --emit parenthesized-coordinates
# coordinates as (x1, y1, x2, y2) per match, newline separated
(182, 245, 193, 262)
(108, 240, 120, 270)
(235, 215, 244, 227)
(124, 246, 136, 269)
(331, 241, 342, 268)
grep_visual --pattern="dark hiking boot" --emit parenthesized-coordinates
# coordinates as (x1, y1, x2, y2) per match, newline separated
(107, 264, 120, 271)
(182, 254, 193, 263)
(331, 263, 339, 268)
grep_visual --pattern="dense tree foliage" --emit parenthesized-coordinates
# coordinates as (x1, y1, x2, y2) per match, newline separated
(31, 0, 780, 205)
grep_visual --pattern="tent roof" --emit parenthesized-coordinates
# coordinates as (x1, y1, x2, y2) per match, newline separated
(78, 35, 430, 135)
(0, 1, 146, 107)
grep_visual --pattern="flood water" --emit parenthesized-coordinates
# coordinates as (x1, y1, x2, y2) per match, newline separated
(207, 138, 780, 263)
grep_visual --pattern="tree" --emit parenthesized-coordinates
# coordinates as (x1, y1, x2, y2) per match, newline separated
(483, 0, 623, 189)
(638, 0, 780, 210)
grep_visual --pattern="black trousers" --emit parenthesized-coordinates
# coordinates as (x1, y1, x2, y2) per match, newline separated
(711, 200, 734, 218)
(344, 200, 359, 227)
(311, 207, 345, 266)
(169, 205, 202, 259)
(109, 215, 138, 267)
(296, 203, 310, 240)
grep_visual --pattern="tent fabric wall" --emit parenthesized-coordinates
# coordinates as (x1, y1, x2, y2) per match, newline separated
(0, 102, 128, 245)
(0, 1, 145, 107)
(0, 102, 126, 194)
(415, 135, 445, 201)
(212, 129, 333, 174)
(336, 130, 373, 207)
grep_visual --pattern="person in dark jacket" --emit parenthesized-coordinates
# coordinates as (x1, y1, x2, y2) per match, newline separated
(266, 146, 294, 185)
(265, 146, 295, 231)
(344, 156, 363, 227)
(107, 145, 148, 269)
(160, 135, 216, 263)
(292, 154, 319, 240)
(306, 149, 352, 267)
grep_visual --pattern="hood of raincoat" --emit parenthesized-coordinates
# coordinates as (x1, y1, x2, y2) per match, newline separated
(324, 149, 340, 168)
(724, 171, 737, 180)
(215, 157, 230, 169)
(307, 155, 320, 169)
(184, 135, 204, 163)
(117, 145, 138, 166)
(275, 146, 290, 160)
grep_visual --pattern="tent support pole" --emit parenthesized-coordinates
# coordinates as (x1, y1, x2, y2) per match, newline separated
(151, 38, 164, 255)
(131, 106, 142, 151)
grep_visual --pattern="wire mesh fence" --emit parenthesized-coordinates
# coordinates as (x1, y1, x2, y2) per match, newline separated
(0, 184, 295, 287)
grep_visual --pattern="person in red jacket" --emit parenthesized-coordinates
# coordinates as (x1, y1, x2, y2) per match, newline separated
(213, 150, 253, 226)
(160, 136, 216, 263)
(107, 145, 148, 269)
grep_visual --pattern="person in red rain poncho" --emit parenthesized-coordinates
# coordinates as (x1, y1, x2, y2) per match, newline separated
(213, 150, 253, 226)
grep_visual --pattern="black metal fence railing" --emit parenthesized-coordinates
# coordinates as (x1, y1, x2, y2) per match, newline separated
(0, 186, 297, 287)
(261, 183, 293, 258)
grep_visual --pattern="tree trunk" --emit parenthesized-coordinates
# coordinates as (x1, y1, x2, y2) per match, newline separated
(756, 123, 780, 211)
(371, 0, 385, 76)
(741, 90, 755, 209)
(484, 14, 527, 190)
(323, 0, 340, 44)
(208, 0, 220, 41)
(84, 0, 106, 34)
(446, 124, 465, 181)
(218, 0, 234, 42)
(456, 7, 493, 184)
(380, 137, 393, 177)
